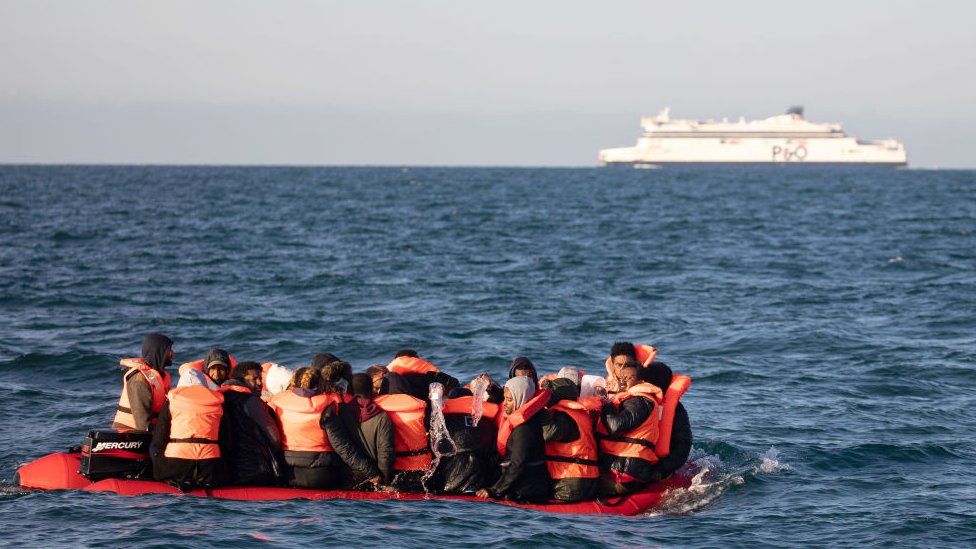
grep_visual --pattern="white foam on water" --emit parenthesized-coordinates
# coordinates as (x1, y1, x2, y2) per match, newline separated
(757, 447, 790, 474)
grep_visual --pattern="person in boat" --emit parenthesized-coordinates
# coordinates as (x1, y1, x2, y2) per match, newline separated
(219, 361, 285, 486)
(263, 363, 294, 399)
(508, 356, 539, 386)
(374, 371, 432, 492)
(638, 361, 693, 482)
(365, 364, 389, 395)
(597, 362, 669, 495)
(430, 386, 500, 494)
(201, 348, 231, 387)
(113, 332, 174, 432)
(330, 373, 395, 488)
(150, 367, 231, 490)
(269, 367, 376, 489)
(476, 377, 551, 503)
(387, 349, 461, 402)
(539, 370, 600, 502)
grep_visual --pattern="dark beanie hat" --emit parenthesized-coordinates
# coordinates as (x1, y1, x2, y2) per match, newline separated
(351, 373, 373, 397)
(312, 353, 340, 371)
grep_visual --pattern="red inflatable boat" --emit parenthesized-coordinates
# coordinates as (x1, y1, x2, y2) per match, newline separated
(16, 452, 691, 516)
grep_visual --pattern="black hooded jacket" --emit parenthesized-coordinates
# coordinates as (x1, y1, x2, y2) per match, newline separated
(220, 379, 285, 486)
(114, 333, 173, 431)
(431, 397, 499, 494)
(507, 357, 539, 385)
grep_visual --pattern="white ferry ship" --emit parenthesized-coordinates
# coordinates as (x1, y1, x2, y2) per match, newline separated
(598, 107, 907, 167)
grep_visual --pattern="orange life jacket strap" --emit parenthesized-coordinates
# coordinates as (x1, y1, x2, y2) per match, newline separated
(545, 455, 600, 466)
(169, 437, 219, 445)
(595, 432, 657, 448)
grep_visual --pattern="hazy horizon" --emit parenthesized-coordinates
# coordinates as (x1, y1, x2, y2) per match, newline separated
(1, 1, 973, 167)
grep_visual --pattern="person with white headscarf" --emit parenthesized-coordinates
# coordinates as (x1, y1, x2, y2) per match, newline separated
(475, 377, 552, 502)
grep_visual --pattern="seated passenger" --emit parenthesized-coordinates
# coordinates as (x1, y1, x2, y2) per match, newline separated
(151, 368, 230, 490)
(220, 361, 285, 486)
(374, 372, 432, 492)
(638, 362, 693, 481)
(387, 349, 460, 402)
(176, 348, 233, 390)
(540, 374, 599, 502)
(263, 363, 294, 400)
(314, 355, 352, 393)
(113, 333, 174, 432)
(508, 356, 539, 386)
(269, 368, 375, 489)
(332, 373, 394, 488)
(597, 362, 665, 495)
(605, 341, 657, 393)
(476, 377, 551, 503)
(431, 387, 500, 494)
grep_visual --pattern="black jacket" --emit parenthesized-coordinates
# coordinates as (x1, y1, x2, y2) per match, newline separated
(220, 380, 285, 486)
(599, 395, 658, 484)
(489, 412, 551, 503)
(402, 371, 461, 402)
(335, 397, 396, 486)
(150, 400, 230, 490)
(432, 402, 499, 494)
(318, 400, 381, 485)
(647, 402, 692, 481)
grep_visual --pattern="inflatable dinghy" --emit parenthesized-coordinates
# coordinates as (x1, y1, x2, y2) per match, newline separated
(16, 452, 691, 516)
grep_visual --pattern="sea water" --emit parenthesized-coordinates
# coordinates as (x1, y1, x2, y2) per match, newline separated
(1, 166, 974, 547)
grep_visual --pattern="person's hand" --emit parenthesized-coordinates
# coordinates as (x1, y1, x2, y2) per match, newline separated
(475, 489, 490, 499)
(369, 475, 382, 486)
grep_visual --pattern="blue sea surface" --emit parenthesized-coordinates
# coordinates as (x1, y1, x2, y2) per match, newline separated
(1, 166, 975, 547)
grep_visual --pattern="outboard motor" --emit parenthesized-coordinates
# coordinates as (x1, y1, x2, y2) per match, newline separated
(78, 429, 152, 481)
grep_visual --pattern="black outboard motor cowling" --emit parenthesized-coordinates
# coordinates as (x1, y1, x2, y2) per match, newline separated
(78, 429, 152, 481)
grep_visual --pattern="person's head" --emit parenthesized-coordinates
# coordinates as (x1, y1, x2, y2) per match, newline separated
(610, 341, 638, 377)
(351, 373, 374, 399)
(290, 367, 323, 392)
(203, 348, 231, 385)
(543, 377, 580, 405)
(365, 365, 389, 394)
(311, 353, 341, 371)
(556, 366, 581, 387)
(141, 333, 174, 372)
(264, 363, 293, 395)
(618, 361, 642, 391)
(508, 356, 538, 384)
(231, 361, 264, 393)
(320, 360, 352, 393)
(394, 349, 419, 358)
(502, 376, 536, 415)
(641, 362, 673, 393)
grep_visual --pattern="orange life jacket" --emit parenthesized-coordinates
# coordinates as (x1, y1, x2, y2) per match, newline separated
(442, 395, 501, 423)
(386, 356, 439, 376)
(374, 393, 431, 471)
(114, 357, 172, 431)
(597, 382, 664, 464)
(219, 384, 252, 395)
(654, 374, 691, 458)
(496, 389, 551, 457)
(163, 385, 225, 460)
(545, 400, 600, 480)
(269, 390, 342, 453)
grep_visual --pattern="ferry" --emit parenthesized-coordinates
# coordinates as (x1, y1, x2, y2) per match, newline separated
(598, 107, 907, 167)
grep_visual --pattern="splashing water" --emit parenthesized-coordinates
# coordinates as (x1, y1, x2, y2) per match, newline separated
(421, 382, 458, 493)
(469, 377, 488, 427)
(652, 446, 790, 515)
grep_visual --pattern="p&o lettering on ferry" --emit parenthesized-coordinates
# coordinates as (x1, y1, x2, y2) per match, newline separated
(771, 145, 808, 161)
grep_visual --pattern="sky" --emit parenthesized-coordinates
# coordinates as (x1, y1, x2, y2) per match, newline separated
(0, 0, 973, 167)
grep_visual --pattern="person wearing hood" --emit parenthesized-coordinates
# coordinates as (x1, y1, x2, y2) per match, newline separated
(508, 356, 539, 386)
(539, 370, 600, 502)
(476, 377, 551, 503)
(270, 368, 377, 489)
(374, 371, 432, 492)
(431, 386, 500, 494)
(263, 363, 294, 399)
(330, 373, 395, 488)
(219, 361, 285, 486)
(113, 333, 175, 432)
(150, 362, 231, 490)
